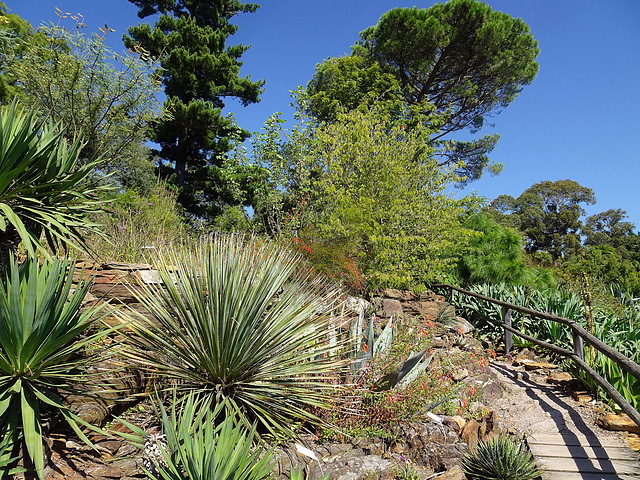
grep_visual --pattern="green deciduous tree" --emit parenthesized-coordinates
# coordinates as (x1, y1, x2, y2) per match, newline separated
(125, 0, 264, 220)
(487, 179, 596, 261)
(0, 2, 36, 101)
(2, 20, 161, 192)
(305, 104, 474, 290)
(306, 0, 539, 184)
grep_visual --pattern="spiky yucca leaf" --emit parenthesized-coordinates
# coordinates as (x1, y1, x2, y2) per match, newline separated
(0, 256, 117, 479)
(123, 234, 347, 438)
(462, 435, 540, 480)
(0, 99, 111, 261)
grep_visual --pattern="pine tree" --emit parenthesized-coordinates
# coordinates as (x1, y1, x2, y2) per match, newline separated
(125, 0, 264, 219)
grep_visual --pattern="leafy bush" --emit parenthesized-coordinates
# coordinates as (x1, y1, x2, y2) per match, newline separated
(462, 435, 540, 480)
(0, 256, 114, 478)
(123, 234, 346, 438)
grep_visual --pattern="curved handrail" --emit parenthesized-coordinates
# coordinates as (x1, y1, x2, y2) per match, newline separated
(432, 283, 640, 426)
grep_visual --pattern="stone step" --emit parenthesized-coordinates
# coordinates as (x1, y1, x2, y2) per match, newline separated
(541, 473, 640, 480)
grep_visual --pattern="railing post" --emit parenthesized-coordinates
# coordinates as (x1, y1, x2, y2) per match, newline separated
(573, 330, 585, 362)
(502, 306, 512, 355)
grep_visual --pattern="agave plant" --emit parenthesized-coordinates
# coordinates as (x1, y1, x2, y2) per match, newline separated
(123, 235, 347, 438)
(462, 435, 540, 480)
(0, 99, 110, 263)
(0, 256, 115, 479)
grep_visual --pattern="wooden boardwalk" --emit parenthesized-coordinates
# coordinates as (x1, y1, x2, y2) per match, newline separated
(489, 363, 640, 479)
(529, 433, 640, 479)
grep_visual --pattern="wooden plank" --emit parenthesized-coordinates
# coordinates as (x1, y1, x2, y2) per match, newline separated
(536, 456, 640, 474)
(527, 433, 627, 447)
(541, 473, 640, 480)
(530, 443, 639, 461)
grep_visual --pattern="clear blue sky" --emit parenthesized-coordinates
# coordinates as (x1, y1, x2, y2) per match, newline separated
(11, 1, 640, 228)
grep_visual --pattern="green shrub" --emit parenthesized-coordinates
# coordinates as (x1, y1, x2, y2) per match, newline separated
(86, 181, 190, 262)
(123, 234, 347, 438)
(462, 435, 540, 480)
(0, 256, 115, 478)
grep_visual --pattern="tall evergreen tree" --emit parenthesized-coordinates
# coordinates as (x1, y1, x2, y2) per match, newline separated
(125, 0, 264, 219)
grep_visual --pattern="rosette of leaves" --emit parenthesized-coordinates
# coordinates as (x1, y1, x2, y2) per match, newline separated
(0, 256, 115, 479)
(123, 234, 347, 439)
(461, 435, 540, 480)
(0, 99, 111, 263)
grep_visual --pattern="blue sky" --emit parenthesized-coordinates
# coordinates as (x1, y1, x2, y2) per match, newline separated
(12, 1, 640, 228)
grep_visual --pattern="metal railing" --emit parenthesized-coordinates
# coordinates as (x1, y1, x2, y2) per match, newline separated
(433, 283, 640, 427)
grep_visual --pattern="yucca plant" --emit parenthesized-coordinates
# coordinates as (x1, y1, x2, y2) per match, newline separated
(0, 256, 115, 479)
(123, 234, 347, 438)
(0, 99, 110, 263)
(462, 435, 540, 480)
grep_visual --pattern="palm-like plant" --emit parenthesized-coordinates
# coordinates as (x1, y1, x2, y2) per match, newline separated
(0, 256, 114, 479)
(124, 235, 346, 438)
(0, 99, 110, 263)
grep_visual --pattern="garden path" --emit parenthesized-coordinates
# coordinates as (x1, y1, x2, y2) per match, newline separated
(489, 361, 640, 479)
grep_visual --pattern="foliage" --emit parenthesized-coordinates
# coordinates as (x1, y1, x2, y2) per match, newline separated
(306, 0, 539, 183)
(147, 394, 275, 480)
(85, 181, 191, 263)
(559, 245, 640, 297)
(487, 179, 596, 261)
(304, 104, 474, 290)
(0, 256, 114, 479)
(0, 100, 111, 263)
(250, 109, 317, 238)
(122, 234, 346, 438)
(455, 213, 555, 288)
(2, 19, 161, 193)
(462, 435, 540, 480)
(0, 3, 35, 101)
(290, 230, 365, 294)
(125, 0, 264, 220)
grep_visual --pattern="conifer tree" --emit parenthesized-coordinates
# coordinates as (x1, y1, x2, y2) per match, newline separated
(125, 0, 264, 219)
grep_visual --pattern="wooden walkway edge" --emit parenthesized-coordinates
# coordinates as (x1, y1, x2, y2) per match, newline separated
(529, 433, 640, 479)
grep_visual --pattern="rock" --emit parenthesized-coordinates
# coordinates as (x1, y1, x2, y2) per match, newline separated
(448, 317, 474, 335)
(461, 418, 480, 447)
(452, 369, 469, 382)
(381, 298, 403, 316)
(546, 371, 573, 384)
(444, 416, 466, 435)
(437, 465, 466, 480)
(314, 450, 396, 480)
(521, 360, 557, 371)
(572, 390, 593, 403)
(624, 433, 640, 452)
(597, 414, 640, 434)
(345, 296, 369, 314)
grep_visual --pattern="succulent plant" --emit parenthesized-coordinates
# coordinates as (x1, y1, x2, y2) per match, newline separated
(461, 435, 540, 480)
(348, 305, 432, 391)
